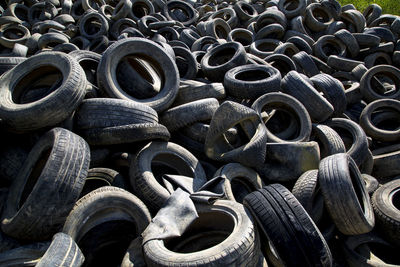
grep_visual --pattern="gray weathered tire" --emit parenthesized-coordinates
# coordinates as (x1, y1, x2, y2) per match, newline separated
(292, 169, 324, 223)
(1, 128, 90, 241)
(0, 52, 86, 133)
(130, 141, 207, 211)
(143, 200, 260, 266)
(214, 163, 264, 203)
(160, 98, 219, 132)
(204, 101, 268, 168)
(359, 99, 400, 142)
(201, 42, 247, 82)
(318, 153, 375, 235)
(252, 92, 312, 143)
(371, 179, 400, 247)
(281, 71, 334, 122)
(97, 37, 179, 112)
(243, 184, 332, 267)
(311, 124, 346, 159)
(36, 233, 84, 267)
(0, 242, 50, 267)
(63, 186, 151, 267)
(223, 64, 281, 100)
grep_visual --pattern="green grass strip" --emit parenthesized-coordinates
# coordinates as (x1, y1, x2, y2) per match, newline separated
(337, 0, 400, 15)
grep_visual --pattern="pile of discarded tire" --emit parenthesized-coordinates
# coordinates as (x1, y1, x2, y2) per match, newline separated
(0, 0, 399, 265)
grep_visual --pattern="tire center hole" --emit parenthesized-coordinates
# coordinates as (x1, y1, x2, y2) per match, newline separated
(236, 69, 270, 81)
(79, 219, 138, 267)
(164, 210, 234, 253)
(13, 66, 63, 104)
(391, 188, 400, 211)
(19, 148, 52, 209)
(208, 47, 236, 66)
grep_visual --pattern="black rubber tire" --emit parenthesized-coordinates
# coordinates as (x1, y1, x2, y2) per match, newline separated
(304, 3, 333, 32)
(0, 242, 50, 267)
(174, 79, 226, 106)
(257, 141, 320, 182)
(97, 37, 179, 112)
(292, 169, 324, 223)
(80, 167, 127, 197)
(360, 65, 400, 103)
(372, 179, 400, 247)
(310, 124, 346, 159)
(281, 70, 334, 122)
(364, 4, 382, 26)
(201, 42, 247, 82)
(372, 144, 400, 180)
(0, 51, 87, 133)
(143, 200, 260, 267)
(129, 141, 207, 211)
(310, 73, 347, 116)
(359, 99, 400, 142)
(1, 128, 90, 241)
(204, 101, 268, 168)
(252, 92, 312, 143)
(163, 0, 198, 26)
(78, 11, 109, 40)
(313, 35, 347, 62)
(223, 64, 281, 100)
(327, 55, 364, 72)
(0, 57, 26, 75)
(160, 98, 219, 132)
(36, 232, 84, 267)
(214, 163, 264, 203)
(292, 51, 320, 77)
(342, 232, 400, 267)
(333, 29, 360, 58)
(243, 184, 332, 267)
(209, 7, 239, 29)
(278, 0, 306, 19)
(264, 53, 297, 77)
(318, 153, 375, 235)
(173, 46, 198, 79)
(361, 174, 379, 195)
(63, 186, 151, 267)
(325, 118, 369, 167)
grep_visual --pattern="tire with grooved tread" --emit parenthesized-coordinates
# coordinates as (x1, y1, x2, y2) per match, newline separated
(311, 124, 346, 158)
(1, 128, 90, 241)
(36, 232, 84, 267)
(130, 141, 207, 211)
(318, 153, 375, 235)
(0, 51, 87, 133)
(371, 179, 400, 247)
(143, 200, 260, 266)
(243, 184, 332, 267)
(292, 169, 324, 223)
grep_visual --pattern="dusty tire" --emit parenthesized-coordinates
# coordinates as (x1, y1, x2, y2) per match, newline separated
(63, 186, 151, 267)
(0, 52, 87, 133)
(97, 37, 179, 112)
(372, 179, 400, 247)
(130, 141, 207, 211)
(1, 128, 90, 241)
(243, 184, 332, 267)
(318, 153, 375, 235)
(143, 200, 260, 266)
(36, 233, 84, 267)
